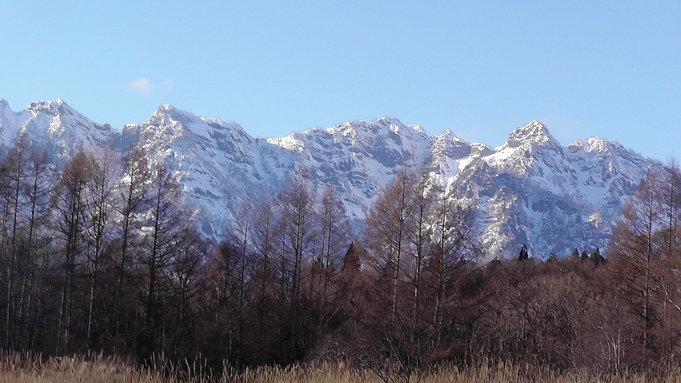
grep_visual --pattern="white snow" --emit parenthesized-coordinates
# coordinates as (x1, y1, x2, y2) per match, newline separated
(0, 98, 657, 258)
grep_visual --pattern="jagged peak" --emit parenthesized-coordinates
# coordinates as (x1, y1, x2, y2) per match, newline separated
(432, 130, 469, 149)
(506, 120, 560, 149)
(568, 136, 631, 156)
(150, 105, 240, 127)
(28, 98, 63, 109)
(376, 116, 427, 136)
(150, 104, 188, 119)
(20, 100, 104, 133)
(568, 137, 605, 153)
(332, 116, 427, 139)
(431, 130, 473, 160)
(471, 142, 495, 157)
(375, 115, 405, 127)
(374, 115, 400, 124)
(0, 96, 659, 260)
(26, 99, 78, 116)
(0, 99, 14, 121)
(144, 104, 247, 142)
(436, 129, 466, 143)
(145, 104, 203, 128)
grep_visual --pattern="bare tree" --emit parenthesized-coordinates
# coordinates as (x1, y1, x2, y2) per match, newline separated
(425, 188, 479, 348)
(609, 168, 664, 347)
(362, 166, 429, 382)
(16, 144, 53, 349)
(659, 158, 681, 257)
(404, 167, 436, 344)
(308, 186, 352, 352)
(113, 145, 152, 335)
(277, 168, 317, 305)
(52, 150, 95, 354)
(167, 230, 207, 359)
(0, 135, 31, 349)
(364, 167, 416, 322)
(82, 148, 120, 349)
(212, 198, 255, 365)
(249, 194, 281, 363)
(137, 163, 194, 357)
(276, 168, 318, 360)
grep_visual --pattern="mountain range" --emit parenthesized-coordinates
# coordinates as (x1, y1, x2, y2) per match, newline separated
(0, 99, 657, 261)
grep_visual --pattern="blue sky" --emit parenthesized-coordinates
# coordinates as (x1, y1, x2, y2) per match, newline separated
(1, 1, 679, 159)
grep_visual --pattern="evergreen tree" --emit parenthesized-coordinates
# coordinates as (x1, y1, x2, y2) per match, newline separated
(590, 247, 604, 265)
(518, 244, 529, 260)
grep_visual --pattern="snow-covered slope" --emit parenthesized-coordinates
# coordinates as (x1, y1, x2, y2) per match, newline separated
(459, 121, 655, 260)
(0, 99, 658, 260)
(0, 99, 116, 163)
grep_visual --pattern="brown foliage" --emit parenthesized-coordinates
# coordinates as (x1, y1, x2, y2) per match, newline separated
(7, 142, 681, 380)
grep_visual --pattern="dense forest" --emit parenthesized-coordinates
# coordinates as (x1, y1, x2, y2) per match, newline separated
(2, 134, 681, 380)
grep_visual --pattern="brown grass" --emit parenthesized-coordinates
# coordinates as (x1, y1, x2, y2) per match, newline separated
(0, 353, 679, 383)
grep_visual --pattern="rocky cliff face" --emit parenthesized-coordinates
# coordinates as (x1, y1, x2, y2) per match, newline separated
(0, 99, 658, 260)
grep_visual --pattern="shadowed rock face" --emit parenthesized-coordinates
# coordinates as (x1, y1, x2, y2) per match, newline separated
(0, 100, 659, 260)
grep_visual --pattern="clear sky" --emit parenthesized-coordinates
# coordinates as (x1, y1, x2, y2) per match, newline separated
(1, 1, 679, 159)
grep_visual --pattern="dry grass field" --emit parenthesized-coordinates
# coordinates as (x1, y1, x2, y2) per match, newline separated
(0, 353, 679, 383)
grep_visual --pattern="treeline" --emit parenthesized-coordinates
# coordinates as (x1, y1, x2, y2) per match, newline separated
(3, 135, 681, 379)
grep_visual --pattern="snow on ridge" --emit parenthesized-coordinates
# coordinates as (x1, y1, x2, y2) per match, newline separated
(267, 132, 306, 152)
(0, 102, 19, 145)
(505, 120, 560, 149)
(586, 137, 611, 153)
(144, 104, 247, 142)
(327, 116, 427, 140)
(374, 116, 429, 139)
(437, 129, 466, 142)
(26, 99, 74, 117)
(0, 97, 660, 259)
(567, 137, 611, 153)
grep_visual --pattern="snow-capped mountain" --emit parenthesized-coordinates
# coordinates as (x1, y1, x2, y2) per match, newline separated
(0, 99, 116, 163)
(0, 99, 657, 260)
